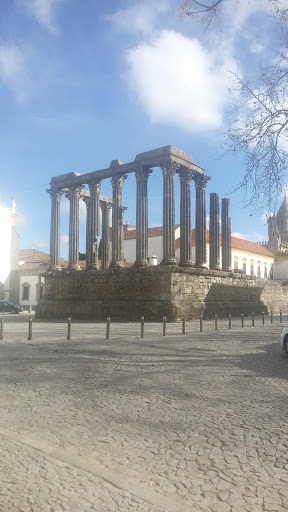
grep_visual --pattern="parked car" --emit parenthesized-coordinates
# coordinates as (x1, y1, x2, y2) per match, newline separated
(279, 326, 288, 356)
(0, 301, 23, 314)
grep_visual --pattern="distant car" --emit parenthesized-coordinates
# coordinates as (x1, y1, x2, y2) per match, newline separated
(279, 326, 288, 356)
(0, 301, 23, 314)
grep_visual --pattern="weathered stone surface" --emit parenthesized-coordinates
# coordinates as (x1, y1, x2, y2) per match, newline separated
(36, 266, 288, 320)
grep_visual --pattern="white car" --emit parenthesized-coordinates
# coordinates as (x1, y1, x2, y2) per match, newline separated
(279, 326, 288, 356)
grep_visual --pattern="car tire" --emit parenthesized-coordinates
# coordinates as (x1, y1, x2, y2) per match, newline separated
(284, 335, 288, 356)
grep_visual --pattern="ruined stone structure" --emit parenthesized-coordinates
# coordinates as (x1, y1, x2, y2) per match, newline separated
(36, 146, 288, 320)
(46, 146, 219, 271)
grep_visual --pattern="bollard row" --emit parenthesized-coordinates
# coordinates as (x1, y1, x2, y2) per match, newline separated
(0, 310, 285, 342)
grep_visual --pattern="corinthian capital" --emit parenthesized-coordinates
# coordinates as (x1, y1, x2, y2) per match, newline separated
(134, 166, 152, 183)
(47, 187, 63, 200)
(177, 166, 194, 184)
(65, 185, 84, 201)
(161, 160, 179, 177)
(193, 173, 211, 189)
(111, 174, 127, 190)
(88, 179, 101, 194)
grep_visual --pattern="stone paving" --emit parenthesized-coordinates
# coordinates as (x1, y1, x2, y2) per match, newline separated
(0, 313, 287, 512)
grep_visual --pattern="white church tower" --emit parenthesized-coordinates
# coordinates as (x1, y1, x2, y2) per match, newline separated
(0, 198, 20, 301)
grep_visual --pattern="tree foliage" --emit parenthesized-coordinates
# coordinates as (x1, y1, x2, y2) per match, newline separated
(179, 0, 288, 211)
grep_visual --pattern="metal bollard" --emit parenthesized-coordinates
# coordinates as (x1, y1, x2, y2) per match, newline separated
(200, 315, 203, 332)
(163, 316, 166, 336)
(28, 316, 32, 341)
(141, 316, 144, 338)
(241, 314, 244, 328)
(228, 315, 231, 330)
(215, 315, 218, 331)
(67, 317, 72, 340)
(106, 317, 110, 340)
(262, 312, 265, 325)
(271, 311, 273, 323)
(182, 317, 185, 335)
(280, 310, 282, 323)
(0, 318, 3, 340)
(252, 312, 255, 327)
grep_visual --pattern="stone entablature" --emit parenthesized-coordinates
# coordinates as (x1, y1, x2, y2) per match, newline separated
(36, 266, 288, 321)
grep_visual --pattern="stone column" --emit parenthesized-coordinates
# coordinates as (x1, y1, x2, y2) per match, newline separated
(161, 161, 177, 265)
(48, 188, 62, 271)
(194, 174, 210, 268)
(209, 193, 221, 270)
(178, 168, 193, 267)
(83, 196, 91, 269)
(88, 179, 101, 269)
(221, 198, 232, 271)
(66, 185, 83, 270)
(135, 167, 152, 266)
(110, 175, 127, 267)
(100, 201, 112, 270)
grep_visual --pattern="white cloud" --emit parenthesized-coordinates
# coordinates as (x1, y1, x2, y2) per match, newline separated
(17, 0, 65, 34)
(232, 231, 266, 242)
(0, 44, 29, 101)
(61, 234, 69, 247)
(106, 0, 170, 35)
(221, 0, 273, 37)
(126, 30, 239, 132)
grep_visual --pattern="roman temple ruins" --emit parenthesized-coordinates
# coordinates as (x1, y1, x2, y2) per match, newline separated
(36, 146, 288, 320)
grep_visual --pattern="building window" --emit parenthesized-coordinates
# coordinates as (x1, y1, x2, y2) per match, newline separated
(234, 256, 238, 270)
(22, 283, 30, 301)
(243, 258, 247, 274)
(264, 263, 267, 279)
(250, 260, 254, 275)
(257, 261, 261, 277)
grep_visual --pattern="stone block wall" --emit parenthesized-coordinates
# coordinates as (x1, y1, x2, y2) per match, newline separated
(36, 266, 288, 321)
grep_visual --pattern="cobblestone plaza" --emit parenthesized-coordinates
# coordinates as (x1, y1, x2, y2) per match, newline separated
(0, 314, 287, 511)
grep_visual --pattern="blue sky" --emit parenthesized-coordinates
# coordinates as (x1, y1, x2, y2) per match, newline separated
(0, 0, 285, 257)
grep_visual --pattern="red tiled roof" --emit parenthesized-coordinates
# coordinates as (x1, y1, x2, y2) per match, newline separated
(20, 249, 68, 266)
(20, 249, 49, 259)
(124, 224, 180, 240)
(175, 229, 274, 257)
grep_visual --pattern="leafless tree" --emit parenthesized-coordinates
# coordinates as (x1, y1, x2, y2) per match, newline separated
(179, 0, 288, 211)
(224, 53, 288, 211)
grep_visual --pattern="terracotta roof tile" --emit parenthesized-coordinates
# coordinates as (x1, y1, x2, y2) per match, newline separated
(175, 229, 274, 257)
(124, 224, 180, 240)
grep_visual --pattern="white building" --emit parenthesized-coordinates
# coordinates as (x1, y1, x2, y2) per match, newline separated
(123, 224, 180, 264)
(123, 226, 275, 278)
(19, 249, 68, 310)
(0, 198, 20, 301)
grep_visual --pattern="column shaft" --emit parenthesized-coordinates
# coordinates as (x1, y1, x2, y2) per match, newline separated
(178, 169, 193, 267)
(194, 174, 210, 268)
(161, 162, 176, 265)
(67, 185, 83, 270)
(221, 198, 232, 271)
(100, 202, 112, 270)
(88, 180, 101, 269)
(135, 167, 151, 266)
(110, 175, 127, 267)
(48, 188, 62, 271)
(209, 193, 221, 270)
(83, 197, 91, 269)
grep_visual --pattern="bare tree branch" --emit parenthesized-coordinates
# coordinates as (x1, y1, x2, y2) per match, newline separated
(179, 0, 288, 212)
(223, 54, 288, 212)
